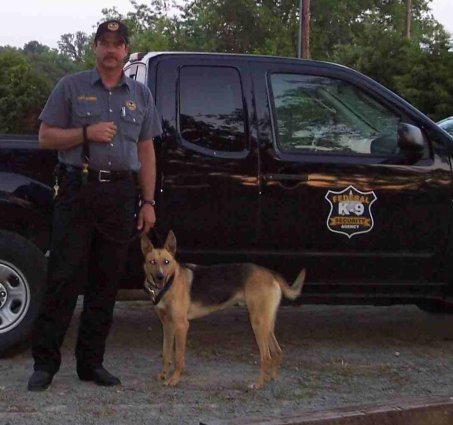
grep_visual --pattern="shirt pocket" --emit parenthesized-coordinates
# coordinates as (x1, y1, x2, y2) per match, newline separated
(120, 108, 145, 143)
(72, 100, 102, 126)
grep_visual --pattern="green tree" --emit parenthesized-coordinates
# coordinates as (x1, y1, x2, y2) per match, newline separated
(325, 1, 453, 119)
(1, 0, 453, 132)
(23, 41, 80, 85)
(0, 48, 51, 133)
(58, 32, 92, 64)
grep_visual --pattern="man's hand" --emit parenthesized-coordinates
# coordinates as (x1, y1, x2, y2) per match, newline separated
(86, 122, 117, 143)
(137, 204, 156, 235)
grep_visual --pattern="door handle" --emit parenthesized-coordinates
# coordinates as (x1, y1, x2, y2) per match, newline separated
(261, 173, 309, 189)
(262, 174, 308, 182)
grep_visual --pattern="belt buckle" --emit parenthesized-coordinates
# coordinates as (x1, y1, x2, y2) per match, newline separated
(98, 170, 111, 182)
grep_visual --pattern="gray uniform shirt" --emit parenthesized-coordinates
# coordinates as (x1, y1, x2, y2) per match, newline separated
(39, 68, 162, 172)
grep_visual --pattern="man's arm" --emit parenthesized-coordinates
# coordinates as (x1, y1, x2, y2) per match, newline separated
(39, 122, 118, 150)
(137, 139, 156, 234)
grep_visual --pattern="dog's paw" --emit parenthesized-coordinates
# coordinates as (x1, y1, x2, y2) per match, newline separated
(156, 372, 167, 381)
(265, 373, 275, 382)
(165, 375, 180, 387)
(248, 380, 264, 390)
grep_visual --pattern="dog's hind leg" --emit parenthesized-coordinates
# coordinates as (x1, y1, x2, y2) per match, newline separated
(155, 309, 175, 382)
(269, 331, 283, 380)
(248, 297, 274, 389)
(249, 316, 272, 389)
(246, 280, 282, 389)
(268, 301, 283, 381)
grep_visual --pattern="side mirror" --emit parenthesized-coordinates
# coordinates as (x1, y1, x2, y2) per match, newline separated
(397, 123, 426, 162)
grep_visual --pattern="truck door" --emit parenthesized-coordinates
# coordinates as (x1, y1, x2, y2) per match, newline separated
(153, 57, 259, 262)
(252, 62, 452, 284)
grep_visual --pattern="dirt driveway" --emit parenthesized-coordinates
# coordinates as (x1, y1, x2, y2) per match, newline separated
(1, 301, 453, 424)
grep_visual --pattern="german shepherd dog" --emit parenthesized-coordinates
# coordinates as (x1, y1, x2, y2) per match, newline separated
(141, 231, 306, 389)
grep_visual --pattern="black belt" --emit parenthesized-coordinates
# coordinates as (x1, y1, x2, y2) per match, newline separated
(63, 164, 134, 183)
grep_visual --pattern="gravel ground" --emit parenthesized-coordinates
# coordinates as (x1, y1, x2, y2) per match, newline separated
(1, 301, 453, 424)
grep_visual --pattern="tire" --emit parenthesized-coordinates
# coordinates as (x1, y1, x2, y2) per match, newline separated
(0, 230, 46, 356)
(417, 300, 453, 315)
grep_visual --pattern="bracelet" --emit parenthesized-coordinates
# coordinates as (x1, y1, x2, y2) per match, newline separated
(83, 124, 89, 141)
(142, 199, 156, 207)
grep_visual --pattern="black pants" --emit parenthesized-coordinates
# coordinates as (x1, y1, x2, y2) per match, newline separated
(32, 172, 137, 373)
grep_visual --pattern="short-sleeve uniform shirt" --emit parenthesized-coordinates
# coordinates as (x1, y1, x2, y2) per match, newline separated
(39, 68, 162, 172)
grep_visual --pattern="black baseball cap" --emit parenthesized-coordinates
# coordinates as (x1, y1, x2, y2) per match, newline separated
(95, 20, 129, 45)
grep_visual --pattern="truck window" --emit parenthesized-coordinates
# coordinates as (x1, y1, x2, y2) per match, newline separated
(135, 64, 147, 84)
(124, 63, 146, 84)
(178, 66, 247, 154)
(269, 74, 402, 156)
(124, 64, 138, 80)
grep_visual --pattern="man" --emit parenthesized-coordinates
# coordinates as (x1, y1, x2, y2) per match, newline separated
(28, 20, 162, 391)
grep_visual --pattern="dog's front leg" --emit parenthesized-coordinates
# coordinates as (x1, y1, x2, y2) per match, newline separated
(165, 316, 189, 387)
(156, 309, 175, 381)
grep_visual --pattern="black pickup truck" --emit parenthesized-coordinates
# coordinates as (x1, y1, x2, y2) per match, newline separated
(1, 52, 453, 354)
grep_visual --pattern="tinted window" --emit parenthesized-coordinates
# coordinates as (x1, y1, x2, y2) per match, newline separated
(179, 66, 246, 153)
(269, 74, 402, 155)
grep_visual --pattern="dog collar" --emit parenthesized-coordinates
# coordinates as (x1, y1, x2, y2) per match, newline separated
(145, 273, 175, 305)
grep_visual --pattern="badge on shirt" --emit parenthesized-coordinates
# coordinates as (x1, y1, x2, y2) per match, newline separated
(126, 100, 136, 111)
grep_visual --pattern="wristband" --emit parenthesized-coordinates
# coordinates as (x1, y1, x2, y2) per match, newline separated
(83, 124, 89, 142)
(142, 199, 156, 207)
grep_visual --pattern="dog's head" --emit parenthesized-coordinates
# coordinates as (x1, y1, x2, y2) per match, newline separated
(141, 230, 177, 292)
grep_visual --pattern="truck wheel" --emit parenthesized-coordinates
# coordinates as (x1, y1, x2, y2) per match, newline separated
(0, 231, 46, 356)
(417, 300, 453, 315)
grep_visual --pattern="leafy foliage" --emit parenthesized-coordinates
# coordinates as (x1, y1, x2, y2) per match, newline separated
(0, 43, 82, 133)
(58, 32, 92, 64)
(0, 0, 453, 133)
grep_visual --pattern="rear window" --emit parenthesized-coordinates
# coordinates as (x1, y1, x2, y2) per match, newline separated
(178, 66, 247, 154)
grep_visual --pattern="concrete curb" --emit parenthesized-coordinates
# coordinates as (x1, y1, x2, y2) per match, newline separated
(202, 396, 453, 425)
(116, 289, 148, 301)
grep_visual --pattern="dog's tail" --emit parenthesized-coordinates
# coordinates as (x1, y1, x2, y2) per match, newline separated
(277, 268, 306, 300)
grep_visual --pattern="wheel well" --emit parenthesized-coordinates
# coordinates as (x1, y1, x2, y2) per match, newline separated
(0, 204, 50, 253)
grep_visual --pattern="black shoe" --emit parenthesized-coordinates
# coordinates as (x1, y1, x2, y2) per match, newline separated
(27, 370, 54, 391)
(77, 366, 121, 387)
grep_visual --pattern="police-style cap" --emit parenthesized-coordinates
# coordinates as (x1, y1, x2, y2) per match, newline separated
(95, 20, 129, 44)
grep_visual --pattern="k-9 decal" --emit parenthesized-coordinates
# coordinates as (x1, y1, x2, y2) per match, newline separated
(325, 185, 377, 238)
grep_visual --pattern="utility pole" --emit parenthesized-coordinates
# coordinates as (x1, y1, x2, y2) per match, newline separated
(298, 0, 302, 58)
(405, 0, 412, 39)
(298, 0, 311, 58)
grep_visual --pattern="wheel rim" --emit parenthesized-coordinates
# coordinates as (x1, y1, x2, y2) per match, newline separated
(0, 261, 30, 334)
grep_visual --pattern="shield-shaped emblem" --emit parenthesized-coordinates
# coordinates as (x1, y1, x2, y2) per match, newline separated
(325, 185, 377, 238)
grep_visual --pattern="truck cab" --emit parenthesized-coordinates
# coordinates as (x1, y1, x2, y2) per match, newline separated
(124, 52, 453, 307)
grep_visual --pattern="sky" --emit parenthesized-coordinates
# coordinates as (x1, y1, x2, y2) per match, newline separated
(0, 0, 452, 49)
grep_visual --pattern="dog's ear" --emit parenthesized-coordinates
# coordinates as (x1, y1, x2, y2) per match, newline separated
(164, 230, 177, 256)
(140, 234, 154, 256)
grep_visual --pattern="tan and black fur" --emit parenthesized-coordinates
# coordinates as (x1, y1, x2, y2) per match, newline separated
(141, 230, 306, 389)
